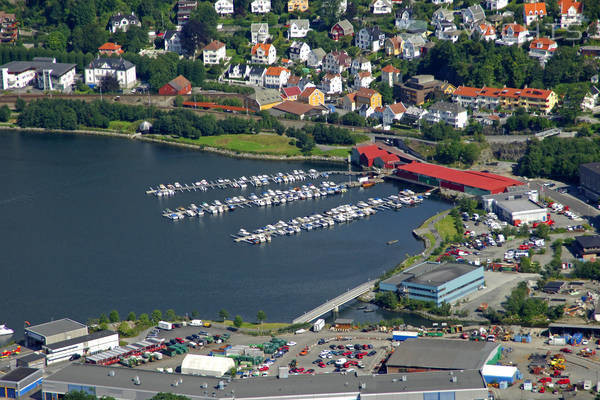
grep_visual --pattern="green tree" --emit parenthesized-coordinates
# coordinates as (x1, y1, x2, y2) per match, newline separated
(150, 393, 191, 400)
(218, 309, 229, 321)
(15, 98, 26, 112)
(182, 4, 218, 57)
(165, 309, 177, 321)
(191, 310, 200, 318)
(99, 313, 109, 324)
(534, 223, 550, 240)
(45, 31, 67, 52)
(99, 75, 121, 93)
(174, 95, 184, 107)
(139, 313, 150, 325)
(63, 391, 101, 400)
(151, 309, 162, 323)
(256, 310, 266, 324)
(233, 315, 243, 328)
(0, 105, 10, 122)
(374, 291, 398, 309)
(321, 0, 342, 26)
(117, 322, 131, 336)
(127, 311, 136, 321)
(109, 310, 120, 323)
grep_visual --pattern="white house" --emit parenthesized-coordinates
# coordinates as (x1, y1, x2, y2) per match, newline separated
(435, 21, 461, 42)
(432, 8, 454, 24)
(425, 101, 468, 129)
(581, 86, 599, 111)
(353, 71, 373, 89)
(249, 66, 266, 86)
(323, 50, 351, 74)
(402, 35, 425, 60)
(499, 23, 529, 46)
(383, 102, 406, 126)
(559, 0, 583, 28)
(431, 0, 453, 4)
(288, 41, 311, 62)
(202, 40, 226, 65)
(288, 19, 310, 38)
(264, 66, 291, 89)
(485, 0, 508, 10)
(523, 2, 546, 26)
(355, 27, 385, 52)
(319, 73, 342, 94)
(350, 56, 371, 74)
(164, 30, 184, 55)
(251, 43, 277, 64)
(476, 23, 496, 41)
(250, 23, 270, 44)
(227, 64, 250, 80)
(529, 37, 557, 64)
(371, 0, 392, 14)
(251, 0, 271, 13)
(307, 48, 326, 68)
(462, 4, 485, 29)
(108, 12, 141, 33)
(0, 58, 76, 92)
(358, 104, 376, 119)
(381, 64, 401, 87)
(84, 57, 137, 89)
(215, 0, 234, 14)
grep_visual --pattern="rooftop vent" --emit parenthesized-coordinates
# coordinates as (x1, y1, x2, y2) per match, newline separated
(451, 376, 458, 383)
(360, 383, 366, 389)
(218, 381, 225, 390)
(202, 383, 208, 389)
(108, 370, 115, 377)
(133, 376, 140, 385)
(401, 375, 407, 382)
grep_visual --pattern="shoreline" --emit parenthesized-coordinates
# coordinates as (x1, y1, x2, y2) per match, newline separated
(0, 126, 348, 164)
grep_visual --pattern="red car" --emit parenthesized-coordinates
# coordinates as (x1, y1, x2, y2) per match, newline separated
(175, 337, 185, 344)
(560, 347, 572, 353)
(556, 378, 570, 385)
(318, 362, 326, 368)
(295, 367, 304, 373)
(342, 351, 352, 357)
(259, 366, 269, 372)
(356, 354, 364, 359)
(337, 345, 345, 349)
(539, 377, 552, 384)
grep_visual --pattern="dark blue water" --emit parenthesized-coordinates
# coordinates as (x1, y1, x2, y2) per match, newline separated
(0, 131, 450, 337)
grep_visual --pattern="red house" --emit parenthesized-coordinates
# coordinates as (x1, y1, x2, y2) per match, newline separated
(330, 19, 354, 41)
(158, 75, 192, 95)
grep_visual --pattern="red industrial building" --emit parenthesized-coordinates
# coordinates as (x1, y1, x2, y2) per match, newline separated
(158, 75, 192, 95)
(352, 143, 419, 169)
(395, 162, 524, 195)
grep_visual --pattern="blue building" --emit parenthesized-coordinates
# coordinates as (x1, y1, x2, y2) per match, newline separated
(380, 262, 484, 306)
(0, 368, 43, 399)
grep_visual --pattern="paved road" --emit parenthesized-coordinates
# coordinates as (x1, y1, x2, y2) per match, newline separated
(529, 180, 600, 221)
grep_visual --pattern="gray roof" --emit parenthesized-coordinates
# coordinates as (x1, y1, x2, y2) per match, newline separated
(249, 66, 266, 77)
(496, 198, 544, 213)
(382, 261, 479, 288)
(109, 12, 139, 24)
(251, 23, 268, 33)
(44, 363, 486, 399)
(88, 57, 135, 71)
(26, 318, 87, 338)
(335, 19, 354, 33)
(290, 19, 309, 29)
(311, 48, 326, 60)
(164, 30, 180, 42)
(0, 368, 39, 383)
(1, 60, 76, 78)
(17, 353, 46, 363)
(429, 101, 466, 114)
(45, 330, 117, 352)
(482, 188, 532, 202)
(433, 7, 455, 21)
(386, 338, 499, 370)
(251, 88, 281, 105)
(575, 235, 600, 249)
(464, 4, 486, 21)
(581, 162, 600, 175)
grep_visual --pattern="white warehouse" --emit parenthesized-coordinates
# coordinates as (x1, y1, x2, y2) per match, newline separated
(181, 354, 235, 377)
(482, 189, 547, 225)
(44, 330, 119, 365)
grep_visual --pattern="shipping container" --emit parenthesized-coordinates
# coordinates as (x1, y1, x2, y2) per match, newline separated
(313, 319, 325, 332)
(158, 321, 173, 330)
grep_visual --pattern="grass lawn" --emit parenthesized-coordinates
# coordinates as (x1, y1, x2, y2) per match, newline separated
(218, 320, 290, 331)
(108, 120, 137, 134)
(435, 215, 459, 243)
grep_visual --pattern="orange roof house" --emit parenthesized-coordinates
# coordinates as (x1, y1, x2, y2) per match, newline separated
(98, 42, 124, 55)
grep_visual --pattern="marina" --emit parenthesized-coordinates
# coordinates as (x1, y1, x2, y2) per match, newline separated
(231, 190, 427, 245)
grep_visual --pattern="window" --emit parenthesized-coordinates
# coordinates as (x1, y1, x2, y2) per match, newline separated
(423, 392, 455, 400)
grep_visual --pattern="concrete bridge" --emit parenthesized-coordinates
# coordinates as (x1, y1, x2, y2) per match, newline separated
(292, 279, 378, 325)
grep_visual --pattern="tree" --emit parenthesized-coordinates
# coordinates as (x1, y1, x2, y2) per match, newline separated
(139, 313, 150, 325)
(345, 0, 357, 19)
(181, 5, 218, 56)
(233, 315, 243, 328)
(150, 393, 191, 400)
(534, 223, 550, 240)
(45, 31, 67, 52)
(218, 309, 229, 321)
(118, 322, 131, 336)
(256, 310, 266, 324)
(322, 0, 342, 26)
(15, 98, 26, 112)
(165, 309, 177, 321)
(0, 105, 10, 122)
(374, 291, 398, 309)
(191, 310, 200, 318)
(63, 391, 101, 400)
(127, 311, 136, 321)
(151, 309, 162, 323)
(99, 75, 121, 93)
(99, 313, 109, 324)
(71, 24, 109, 54)
(109, 310, 120, 323)
(174, 95, 184, 107)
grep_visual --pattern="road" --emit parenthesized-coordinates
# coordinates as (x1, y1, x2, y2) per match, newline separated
(529, 180, 600, 221)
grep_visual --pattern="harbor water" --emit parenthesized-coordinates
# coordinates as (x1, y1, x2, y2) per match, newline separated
(0, 131, 451, 337)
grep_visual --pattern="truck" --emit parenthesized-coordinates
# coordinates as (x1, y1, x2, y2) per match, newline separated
(158, 321, 173, 330)
(189, 319, 203, 326)
(312, 319, 325, 332)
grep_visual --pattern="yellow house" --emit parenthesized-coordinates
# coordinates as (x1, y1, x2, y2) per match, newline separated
(249, 88, 283, 111)
(520, 88, 558, 114)
(355, 87, 382, 109)
(299, 87, 324, 106)
(288, 0, 309, 12)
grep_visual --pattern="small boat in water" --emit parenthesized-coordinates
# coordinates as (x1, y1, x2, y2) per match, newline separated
(0, 324, 14, 336)
(387, 239, 399, 245)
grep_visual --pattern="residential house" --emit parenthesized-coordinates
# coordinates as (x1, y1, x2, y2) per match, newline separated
(485, 0, 508, 10)
(384, 36, 403, 56)
(248, 88, 282, 111)
(251, 0, 271, 13)
(288, 19, 310, 38)
(452, 86, 482, 108)
(98, 42, 124, 56)
(323, 51, 351, 74)
(371, 0, 392, 14)
(402, 34, 426, 60)
(462, 4, 486, 29)
(523, 2, 546, 25)
(355, 26, 386, 52)
(381, 64, 401, 87)
(299, 87, 325, 106)
(307, 48, 326, 68)
(281, 86, 301, 100)
(84, 57, 137, 89)
(288, 41, 311, 62)
(399, 74, 443, 105)
(588, 20, 600, 40)
(351, 56, 371, 74)
(215, 0, 234, 14)
(288, 0, 309, 12)
(432, 8, 455, 24)
(355, 87, 382, 109)
(251, 43, 277, 64)
(297, 76, 315, 91)
(202, 40, 226, 65)
(338, 0, 348, 14)
(395, 9, 428, 33)
(435, 21, 461, 42)
(559, 0, 583, 28)
(431, 0, 453, 4)
(164, 30, 183, 55)
(358, 104, 376, 119)
(402, 105, 426, 124)
(177, 0, 198, 26)
(0, 12, 17, 43)
(271, 100, 323, 120)
(451, 85, 558, 114)
(476, 23, 496, 41)
(264, 66, 291, 88)
(581, 86, 600, 111)
(340, 92, 357, 111)
(0, 58, 76, 92)
(108, 12, 141, 33)
(319, 73, 343, 94)
(227, 64, 250, 80)
(158, 75, 192, 95)
(383, 102, 407, 126)
(499, 23, 529, 46)
(249, 66, 266, 86)
(529, 37, 557, 64)
(425, 101, 468, 129)
(330, 19, 354, 41)
(354, 71, 374, 89)
(250, 23, 270, 44)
